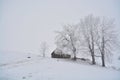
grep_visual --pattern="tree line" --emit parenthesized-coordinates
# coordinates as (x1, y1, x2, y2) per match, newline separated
(55, 15, 119, 67)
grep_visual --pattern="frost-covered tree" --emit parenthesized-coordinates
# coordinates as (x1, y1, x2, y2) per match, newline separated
(79, 15, 118, 66)
(95, 18, 117, 67)
(78, 15, 99, 64)
(55, 24, 79, 60)
(40, 42, 48, 57)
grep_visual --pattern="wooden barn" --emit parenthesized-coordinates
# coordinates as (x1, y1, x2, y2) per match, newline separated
(51, 49, 71, 58)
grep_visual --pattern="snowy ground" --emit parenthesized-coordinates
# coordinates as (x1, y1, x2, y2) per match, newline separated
(0, 52, 120, 80)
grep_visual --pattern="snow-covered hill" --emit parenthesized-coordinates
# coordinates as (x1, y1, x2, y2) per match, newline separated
(0, 52, 120, 80)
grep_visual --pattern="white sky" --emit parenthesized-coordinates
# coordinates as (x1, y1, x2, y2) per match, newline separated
(0, 0, 120, 54)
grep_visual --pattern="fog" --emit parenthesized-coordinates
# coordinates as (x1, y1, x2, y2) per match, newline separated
(0, 0, 120, 54)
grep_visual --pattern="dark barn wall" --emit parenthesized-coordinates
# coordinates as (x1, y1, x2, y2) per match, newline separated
(51, 51, 71, 58)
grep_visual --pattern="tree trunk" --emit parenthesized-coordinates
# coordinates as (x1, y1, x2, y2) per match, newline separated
(91, 30, 96, 64)
(101, 53, 105, 67)
(73, 53, 76, 60)
(91, 53, 96, 64)
(89, 44, 96, 64)
(73, 47, 77, 61)
(101, 37, 105, 67)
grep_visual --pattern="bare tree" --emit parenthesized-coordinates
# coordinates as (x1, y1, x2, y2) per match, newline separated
(79, 15, 99, 64)
(95, 18, 116, 67)
(55, 24, 79, 60)
(79, 15, 117, 66)
(40, 42, 48, 57)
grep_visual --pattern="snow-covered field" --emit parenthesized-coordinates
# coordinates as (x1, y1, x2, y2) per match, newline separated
(0, 52, 120, 80)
